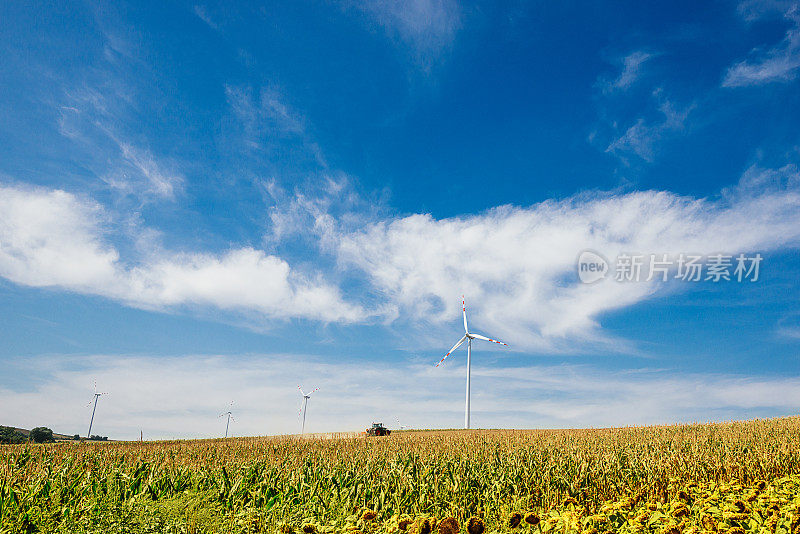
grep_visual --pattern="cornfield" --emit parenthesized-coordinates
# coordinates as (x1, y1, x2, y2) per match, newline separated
(2, 417, 800, 533)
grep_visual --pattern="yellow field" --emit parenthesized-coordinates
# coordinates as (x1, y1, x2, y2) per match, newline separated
(2, 418, 800, 533)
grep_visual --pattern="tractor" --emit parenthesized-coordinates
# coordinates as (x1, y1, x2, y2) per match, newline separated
(366, 422, 391, 436)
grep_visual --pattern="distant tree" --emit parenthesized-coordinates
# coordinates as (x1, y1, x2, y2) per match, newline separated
(0, 426, 13, 443)
(29, 427, 54, 443)
(72, 434, 80, 440)
(89, 435, 108, 441)
(0, 426, 26, 444)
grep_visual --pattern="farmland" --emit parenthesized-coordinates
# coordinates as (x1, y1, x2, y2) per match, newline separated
(2, 418, 800, 533)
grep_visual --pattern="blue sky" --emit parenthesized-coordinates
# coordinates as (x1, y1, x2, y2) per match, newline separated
(3, 0, 800, 439)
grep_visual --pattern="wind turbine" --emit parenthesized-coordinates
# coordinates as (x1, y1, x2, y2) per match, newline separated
(297, 385, 319, 434)
(435, 296, 508, 429)
(219, 401, 235, 438)
(86, 382, 108, 438)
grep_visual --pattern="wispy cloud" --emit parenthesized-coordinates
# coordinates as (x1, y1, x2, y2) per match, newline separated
(737, 0, 797, 22)
(3, 353, 800, 439)
(55, 48, 185, 203)
(776, 312, 800, 338)
(106, 142, 183, 200)
(225, 85, 306, 141)
(593, 52, 689, 165)
(606, 94, 692, 162)
(723, 5, 800, 87)
(261, 173, 387, 249)
(601, 51, 654, 93)
(59, 103, 184, 202)
(223, 84, 327, 172)
(347, 0, 462, 71)
(193, 5, 219, 31)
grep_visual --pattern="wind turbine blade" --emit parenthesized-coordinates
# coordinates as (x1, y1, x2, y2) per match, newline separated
(462, 295, 468, 333)
(298, 385, 306, 396)
(307, 387, 320, 396)
(435, 335, 468, 367)
(230, 415, 236, 422)
(470, 333, 508, 346)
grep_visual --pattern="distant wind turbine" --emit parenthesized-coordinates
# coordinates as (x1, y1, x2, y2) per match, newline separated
(219, 401, 235, 438)
(435, 296, 508, 429)
(297, 385, 319, 434)
(86, 382, 108, 438)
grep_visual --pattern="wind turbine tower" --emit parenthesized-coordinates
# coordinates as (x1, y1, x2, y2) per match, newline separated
(435, 296, 508, 429)
(87, 382, 108, 438)
(219, 402, 235, 438)
(297, 386, 319, 434)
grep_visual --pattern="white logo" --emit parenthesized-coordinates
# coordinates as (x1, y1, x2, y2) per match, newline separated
(577, 250, 609, 284)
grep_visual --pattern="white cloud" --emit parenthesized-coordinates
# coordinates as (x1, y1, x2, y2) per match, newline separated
(3, 164, 800, 349)
(125, 248, 364, 322)
(0, 183, 365, 323)
(3, 353, 800, 439)
(0, 184, 119, 290)
(723, 6, 800, 87)
(335, 167, 800, 351)
(602, 51, 653, 93)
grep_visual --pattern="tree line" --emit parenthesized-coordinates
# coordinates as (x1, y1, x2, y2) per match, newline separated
(0, 426, 108, 444)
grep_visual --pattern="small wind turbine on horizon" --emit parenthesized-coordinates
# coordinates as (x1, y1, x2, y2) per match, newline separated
(86, 382, 107, 438)
(297, 385, 319, 434)
(435, 296, 508, 429)
(219, 401, 235, 438)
